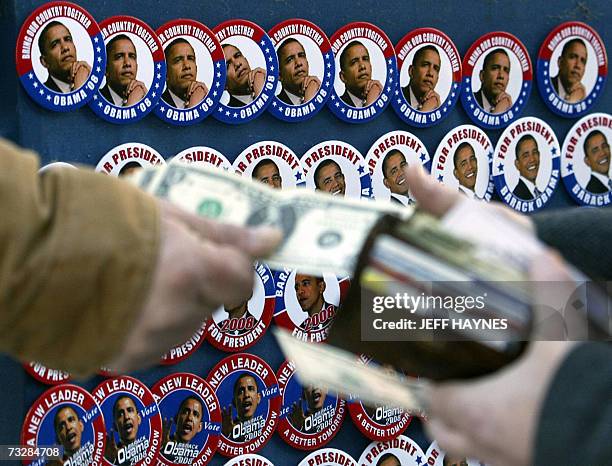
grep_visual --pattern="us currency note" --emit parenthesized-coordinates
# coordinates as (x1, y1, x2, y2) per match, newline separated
(128, 163, 411, 276)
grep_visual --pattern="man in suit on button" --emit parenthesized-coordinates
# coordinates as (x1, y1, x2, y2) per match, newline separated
(474, 48, 513, 114)
(513, 134, 541, 200)
(38, 20, 91, 93)
(222, 43, 266, 108)
(314, 159, 346, 196)
(583, 130, 610, 193)
(162, 38, 208, 109)
(100, 34, 148, 107)
(551, 38, 588, 103)
(382, 149, 414, 206)
(338, 41, 382, 107)
(276, 38, 321, 106)
(453, 142, 479, 200)
(401, 45, 441, 111)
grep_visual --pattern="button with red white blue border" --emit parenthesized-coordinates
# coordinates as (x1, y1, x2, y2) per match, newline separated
(365, 130, 430, 206)
(431, 125, 495, 202)
(276, 359, 346, 450)
(89, 16, 165, 124)
(358, 436, 446, 466)
(154, 19, 225, 125)
(151, 373, 221, 466)
(173, 146, 231, 170)
(298, 448, 357, 466)
(537, 22, 607, 118)
(16, 2, 104, 111)
(206, 262, 275, 352)
(561, 112, 612, 206)
(160, 323, 207, 365)
(328, 22, 396, 123)
(302, 140, 372, 198)
(206, 353, 281, 457)
(392, 28, 462, 127)
(92, 376, 162, 466)
(493, 117, 560, 213)
(21, 384, 105, 466)
(348, 355, 412, 441)
(267, 19, 334, 122)
(233, 141, 306, 188)
(274, 268, 349, 343)
(213, 20, 278, 124)
(95, 142, 166, 176)
(23, 361, 70, 385)
(461, 32, 532, 130)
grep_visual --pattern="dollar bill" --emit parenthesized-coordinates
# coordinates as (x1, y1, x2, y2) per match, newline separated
(127, 162, 411, 276)
(274, 328, 429, 416)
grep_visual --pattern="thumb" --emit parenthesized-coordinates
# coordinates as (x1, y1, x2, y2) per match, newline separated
(404, 164, 459, 217)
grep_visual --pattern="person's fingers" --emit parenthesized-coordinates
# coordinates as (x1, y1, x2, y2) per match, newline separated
(195, 241, 255, 306)
(425, 418, 474, 458)
(404, 164, 459, 216)
(161, 201, 282, 258)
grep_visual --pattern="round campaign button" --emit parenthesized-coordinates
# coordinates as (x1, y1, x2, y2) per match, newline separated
(461, 32, 532, 129)
(302, 140, 372, 198)
(392, 28, 462, 127)
(276, 359, 346, 450)
(206, 353, 281, 457)
(358, 436, 445, 466)
(206, 262, 275, 352)
(89, 16, 165, 124)
(537, 22, 607, 118)
(365, 130, 430, 206)
(16, 2, 104, 111)
(154, 19, 225, 125)
(348, 355, 412, 441)
(493, 117, 560, 213)
(92, 376, 162, 466)
(561, 112, 612, 206)
(151, 373, 221, 466)
(233, 141, 305, 189)
(173, 146, 231, 170)
(213, 19, 278, 124)
(328, 22, 397, 123)
(21, 384, 105, 466)
(95, 142, 165, 176)
(297, 448, 357, 466)
(23, 362, 70, 385)
(267, 19, 334, 122)
(431, 125, 495, 201)
(274, 268, 349, 343)
(222, 454, 274, 466)
(160, 323, 207, 365)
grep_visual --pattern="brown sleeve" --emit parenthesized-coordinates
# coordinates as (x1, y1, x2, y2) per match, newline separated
(0, 138, 159, 376)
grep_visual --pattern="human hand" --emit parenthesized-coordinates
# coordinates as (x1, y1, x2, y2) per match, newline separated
(108, 201, 282, 373)
(491, 91, 512, 113)
(419, 88, 441, 111)
(289, 398, 306, 430)
(249, 68, 266, 99)
(364, 79, 383, 106)
(302, 76, 321, 102)
(221, 404, 235, 437)
(186, 81, 208, 107)
(71, 61, 91, 89)
(125, 80, 147, 106)
(104, 429, 118, 463)
(566, 82, 586, 102)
